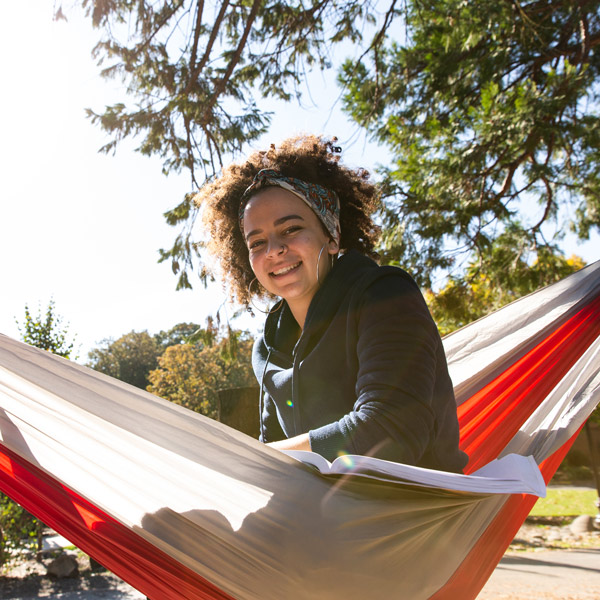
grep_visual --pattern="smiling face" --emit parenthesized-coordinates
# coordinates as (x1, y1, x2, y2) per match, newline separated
(242, 186, 339, 326)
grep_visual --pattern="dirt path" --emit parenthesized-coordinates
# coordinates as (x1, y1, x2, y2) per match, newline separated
(478, 549, 600, 599)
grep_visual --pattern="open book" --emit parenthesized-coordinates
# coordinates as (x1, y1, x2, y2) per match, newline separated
(282, 450, 547, 497)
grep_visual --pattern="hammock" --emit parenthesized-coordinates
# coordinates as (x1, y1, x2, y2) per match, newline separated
(0, 261, 599, 600)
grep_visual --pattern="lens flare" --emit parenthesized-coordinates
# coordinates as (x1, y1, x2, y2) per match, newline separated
(336, 453, 355, 469)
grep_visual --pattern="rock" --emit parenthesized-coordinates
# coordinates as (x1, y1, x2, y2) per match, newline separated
(569, 515, 595, 535)
(46, 553, 79, 578)
(546, 529, 563, 542)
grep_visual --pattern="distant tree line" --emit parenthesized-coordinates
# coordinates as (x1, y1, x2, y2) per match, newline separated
(86, 318, 255, 419)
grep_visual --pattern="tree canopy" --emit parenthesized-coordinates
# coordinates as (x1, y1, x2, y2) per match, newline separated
(87, 330, 162, 389)
(147, 330, 254, 417)
(340, 0, 600, 289)
(73, 0, 401, 289)
(86, 321, 255, 417)
(72, 0, 599, 307)
(87, 323, 209, 388)
(79, 0, 390, 184)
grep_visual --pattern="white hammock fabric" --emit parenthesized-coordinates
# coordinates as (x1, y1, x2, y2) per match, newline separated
(0, 261, 598, 600)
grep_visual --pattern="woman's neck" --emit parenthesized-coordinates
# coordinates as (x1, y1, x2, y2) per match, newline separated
(286, 256, 338, 330)
(287, 297, 312, 331)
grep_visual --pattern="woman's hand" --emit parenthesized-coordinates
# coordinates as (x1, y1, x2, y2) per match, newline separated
(267, 433, 311, 452)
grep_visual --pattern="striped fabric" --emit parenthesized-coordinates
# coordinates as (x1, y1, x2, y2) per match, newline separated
(0, 261, 598, 600)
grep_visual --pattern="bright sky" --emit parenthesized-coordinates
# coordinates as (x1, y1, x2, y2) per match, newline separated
(1, 2, 598, 362)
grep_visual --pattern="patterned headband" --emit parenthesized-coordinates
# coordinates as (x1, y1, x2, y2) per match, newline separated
(238, 169, 341, 243)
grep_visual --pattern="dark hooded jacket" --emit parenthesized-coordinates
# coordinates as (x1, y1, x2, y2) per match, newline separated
(252, 250, 468, 473)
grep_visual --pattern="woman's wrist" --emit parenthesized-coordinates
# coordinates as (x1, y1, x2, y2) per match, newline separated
(267, 432, 311, 452)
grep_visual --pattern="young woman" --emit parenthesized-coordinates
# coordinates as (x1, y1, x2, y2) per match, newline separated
(198, 136, 468, 473)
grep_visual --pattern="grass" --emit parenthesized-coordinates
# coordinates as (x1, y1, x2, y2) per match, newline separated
(529, 487, 598, 517)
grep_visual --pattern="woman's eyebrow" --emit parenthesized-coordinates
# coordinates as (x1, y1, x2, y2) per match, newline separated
(245, 214, 304, 241)
(274, 214, 304, 226)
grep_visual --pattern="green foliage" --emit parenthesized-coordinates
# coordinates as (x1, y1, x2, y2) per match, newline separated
(79, 0, 377, 184)
(74, 1, 600, 304)
(16, 299, 76, 358)
(87, 330, 162, 389)
(0, 495, 39, 565)
(147, 326, 255, 418)
(340, 0, 600, 289)
(154, 321, 204, 349)
(86, 321, 255, 418)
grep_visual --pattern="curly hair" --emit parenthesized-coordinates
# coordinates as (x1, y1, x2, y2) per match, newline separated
(196, 135, 381, 306)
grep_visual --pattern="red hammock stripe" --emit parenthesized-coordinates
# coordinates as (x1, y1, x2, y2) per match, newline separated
(429, 426, 580, 600)
(0, 443, 235, 600)
(459, 294, 600, 473)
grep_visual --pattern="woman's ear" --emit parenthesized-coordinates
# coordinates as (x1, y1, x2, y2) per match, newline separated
(328, 237, 340, 254)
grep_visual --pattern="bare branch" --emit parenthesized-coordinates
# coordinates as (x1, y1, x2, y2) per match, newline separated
(187, 0, 231, 93)
(203, 0, 263, 122)
(188, 0, 205, 75)
(531, 174, 555, 233)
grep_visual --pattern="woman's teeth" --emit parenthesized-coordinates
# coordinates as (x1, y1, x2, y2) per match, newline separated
(272, 262, 301, 276)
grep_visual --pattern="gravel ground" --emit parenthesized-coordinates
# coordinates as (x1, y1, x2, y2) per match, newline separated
(0, 555, 144, 599)
(508, 516, 600, 551)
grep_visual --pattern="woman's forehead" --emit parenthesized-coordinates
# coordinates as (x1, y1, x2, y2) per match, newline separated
(242, 187, 319, 226)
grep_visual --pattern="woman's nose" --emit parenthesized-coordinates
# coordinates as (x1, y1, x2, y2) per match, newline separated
(266, 236, 286, 257)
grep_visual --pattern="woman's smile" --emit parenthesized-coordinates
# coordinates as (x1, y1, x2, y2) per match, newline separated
(270, 261, 302, 277)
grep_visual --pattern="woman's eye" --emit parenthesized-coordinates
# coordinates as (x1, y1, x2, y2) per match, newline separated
(249, 240, 264, 250)
(284, 226, 301, 235)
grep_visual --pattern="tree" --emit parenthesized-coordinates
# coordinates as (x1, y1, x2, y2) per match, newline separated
(86, 321, 228, 390)
(87, 330, 162, 389)
(0, 494, 43, 566)
(154, 322, 204, 350)
(340, 0, 600, 288)
(147, 329, 255, 417)
(16, 299, 76, 358)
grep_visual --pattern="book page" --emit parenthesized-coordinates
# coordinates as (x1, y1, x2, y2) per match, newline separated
(281, 450, 546, 497)
(283, 449, 332, 472)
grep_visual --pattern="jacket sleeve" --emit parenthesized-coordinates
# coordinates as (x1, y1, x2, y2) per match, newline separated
(308, 273, 444, 464)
